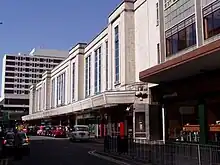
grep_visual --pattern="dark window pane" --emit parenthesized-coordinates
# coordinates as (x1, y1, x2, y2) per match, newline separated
(135, 112, 146, 132)
(186, 25, 194, 47)
(204, 14, 213, 39)
(172, 33, 178, 54)
(213, 9, 220, 36)
(178, 29, 186, 51)
(166, 37, 172, 56)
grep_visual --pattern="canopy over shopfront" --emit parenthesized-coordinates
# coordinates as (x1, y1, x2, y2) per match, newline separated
(139, 39, 220, 84)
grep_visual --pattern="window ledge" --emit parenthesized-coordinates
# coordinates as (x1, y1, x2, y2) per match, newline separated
(114, 81, 121, 86)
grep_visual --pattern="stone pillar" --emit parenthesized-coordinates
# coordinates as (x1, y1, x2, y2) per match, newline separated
(42, 71, 51, 110)
(107, 116, 111, 136)
(195, 0, 204, 47)
(145, 105, 150, 140)
(75, 118, 78, 125)
(29, 85, 36, 114)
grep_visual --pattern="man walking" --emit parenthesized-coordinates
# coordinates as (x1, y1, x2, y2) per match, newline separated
(13, 130, 22, 160)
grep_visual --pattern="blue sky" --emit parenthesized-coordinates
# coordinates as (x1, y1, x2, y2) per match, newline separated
(0, 0, 121, 94)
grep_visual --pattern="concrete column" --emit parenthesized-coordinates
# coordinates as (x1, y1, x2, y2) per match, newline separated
(29, 87, 33, 115)
(198, 99, 208, 144)
(133, 110, 135, 139)
(75, 118, 78, 125)
(195, 0, 204, 47)
(107, 116, 111, 136)
(159, 0, 166, 62)
(29, 85, 36, 114)
(145, 104, 150, 140)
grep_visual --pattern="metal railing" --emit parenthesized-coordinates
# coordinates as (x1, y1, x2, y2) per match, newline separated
(104, 136, 220, 165)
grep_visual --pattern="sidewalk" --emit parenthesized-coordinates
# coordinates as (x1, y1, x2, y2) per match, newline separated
(95, 150, 151, 165)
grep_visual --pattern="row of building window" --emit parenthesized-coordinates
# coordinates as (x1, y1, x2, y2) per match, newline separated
(49, 26, 119, 109)
(166, 23, 196, 56)
(6, 55, 62, 63)
(166, 8, 220, 57)
(5, 78, 39, 84)
(6, 67, 47, 73)
(6, 61, 58, 68)
(5, 90, 29, 95)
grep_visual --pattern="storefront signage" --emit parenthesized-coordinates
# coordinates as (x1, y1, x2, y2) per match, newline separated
(77, 113, 95, 119)
(179, 106, 195, 115)
(163, 92, 178, 99)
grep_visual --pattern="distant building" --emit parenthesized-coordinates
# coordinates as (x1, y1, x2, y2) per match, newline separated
(0, 48, 68, 122)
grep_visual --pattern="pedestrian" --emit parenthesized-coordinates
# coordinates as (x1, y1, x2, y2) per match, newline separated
(13, 131, 22, 160)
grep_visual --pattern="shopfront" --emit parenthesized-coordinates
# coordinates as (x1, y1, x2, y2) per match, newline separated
(140, 39, 220, 144)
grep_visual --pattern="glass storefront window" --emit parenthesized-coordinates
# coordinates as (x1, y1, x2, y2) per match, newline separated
(135, 112, 145, 132)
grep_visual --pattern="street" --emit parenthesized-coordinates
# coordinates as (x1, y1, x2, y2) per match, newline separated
(10, 136, 119, 165)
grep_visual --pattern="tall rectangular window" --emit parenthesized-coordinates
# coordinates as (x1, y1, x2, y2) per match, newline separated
(156, 3, 159, 26)
(94, 47, 102, 94)
(157, 43, 160, 64)
(105, 41, 108, 90)
(98, 47, 101, 92)
(72, 63, 75, 101)
(57, 72, 66, 106)
(51, 79, 55, 108)
(114, 26, 120, 83)
(94, 50, 98, 93)
(61, 72, 65, 105)
(56, 76, 59, 106)
(85, 55, 91, 97)
(62, 72, 66, 104)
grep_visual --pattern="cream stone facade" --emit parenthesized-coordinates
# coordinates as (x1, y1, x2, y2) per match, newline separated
(22, 0, 160, 140)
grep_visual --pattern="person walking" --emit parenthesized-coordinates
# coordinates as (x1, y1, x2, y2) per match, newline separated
(13, 130, 22, 160)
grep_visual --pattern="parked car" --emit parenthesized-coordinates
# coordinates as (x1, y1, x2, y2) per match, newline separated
(2, 132, 15, 156)
(37, 126, 45, 136)
(69, 125, 90, 142)
(27, 126, 38, 136)
(52, 126, 66, 138)
(45, 126, 53, 136)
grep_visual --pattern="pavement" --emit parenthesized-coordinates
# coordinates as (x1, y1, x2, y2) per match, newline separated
(5, 136, 132, 165)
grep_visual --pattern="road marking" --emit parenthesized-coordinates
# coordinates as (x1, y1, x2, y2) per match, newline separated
(88, 150, 131, 165)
